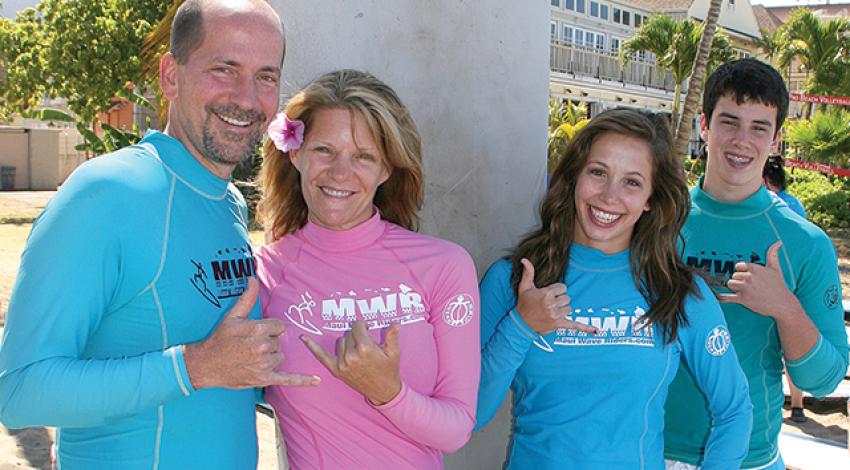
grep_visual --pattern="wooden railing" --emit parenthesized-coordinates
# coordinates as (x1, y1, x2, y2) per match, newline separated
(549, 41, 678, 93)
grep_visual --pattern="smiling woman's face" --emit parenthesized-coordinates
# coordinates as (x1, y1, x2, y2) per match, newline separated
(573, 132, 654, 254)
(290, 108, 390, 231)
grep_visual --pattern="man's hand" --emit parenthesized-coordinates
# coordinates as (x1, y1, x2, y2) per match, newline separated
(301, 321, 402, 406)
(516, 258, 598, 335)
(184, 279, 320, 390)
(718, 241, 801, 320)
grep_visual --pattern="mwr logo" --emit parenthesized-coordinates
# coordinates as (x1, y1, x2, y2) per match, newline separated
(685, 250, 761, 290)
(190, 244, 256, 308)
(824, 285, 840, 309)
(286, 283, 427, 334)
(549, 305, 655, 349)
(442, 294, 475, 328)
(705, 326, 731, 356)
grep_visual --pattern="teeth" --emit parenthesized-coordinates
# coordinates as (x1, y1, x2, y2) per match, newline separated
(591, 207, 620, 224)
(726, 154, 751, 164)
(321, 187, 353, 198)
(218, 114, 251, 127)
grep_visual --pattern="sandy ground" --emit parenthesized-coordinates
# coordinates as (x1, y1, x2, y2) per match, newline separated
(0, 191, 847, 469)
(0, 410, 280, 470)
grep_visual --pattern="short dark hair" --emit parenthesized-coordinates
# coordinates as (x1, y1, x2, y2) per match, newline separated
(763, 154, 787, 190)
(170, 0, 205, 65)
(703, 58, 789, 137)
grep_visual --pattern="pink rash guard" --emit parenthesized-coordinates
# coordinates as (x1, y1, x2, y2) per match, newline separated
(257, 212, 480, 469)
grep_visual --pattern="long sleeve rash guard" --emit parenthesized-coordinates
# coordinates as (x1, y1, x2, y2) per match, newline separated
(0, 131, 261, 469)
(257, 212, 480, 470)
(664, 183, 848, 469)
(475, 244, 752, 470)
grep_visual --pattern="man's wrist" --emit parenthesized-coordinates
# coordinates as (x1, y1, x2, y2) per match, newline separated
(183, 342, 209, 390)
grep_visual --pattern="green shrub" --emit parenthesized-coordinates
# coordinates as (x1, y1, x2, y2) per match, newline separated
(787, 168, 850, 228)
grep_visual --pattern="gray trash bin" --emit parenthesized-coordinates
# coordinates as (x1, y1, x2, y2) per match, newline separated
(1, 166, 15, 191)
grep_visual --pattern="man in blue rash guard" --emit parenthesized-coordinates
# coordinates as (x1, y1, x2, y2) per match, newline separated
(664, 58, 848, 470)
(0, 1, 317, 468)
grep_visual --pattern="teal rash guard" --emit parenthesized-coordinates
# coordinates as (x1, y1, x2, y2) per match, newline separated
(0, 131, 261, 469)
(664, 183, 848, 469)
(475, 244, 752, 470)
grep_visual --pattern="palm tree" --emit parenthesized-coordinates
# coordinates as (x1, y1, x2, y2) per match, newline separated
(780, 8, 850, 118)
(753, 28, 787, 71)
(672, 0, 724, 159)
(620, 14, 733, 129)
(548, 98, 588, 173)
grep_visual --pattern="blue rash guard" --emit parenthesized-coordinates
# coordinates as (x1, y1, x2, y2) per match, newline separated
(0, 131, 261, 469)
(664, 183, 848, 469)
(475, 244, 752, 470)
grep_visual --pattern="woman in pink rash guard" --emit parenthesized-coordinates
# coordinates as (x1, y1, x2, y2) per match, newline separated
(255, 69, 480, 469)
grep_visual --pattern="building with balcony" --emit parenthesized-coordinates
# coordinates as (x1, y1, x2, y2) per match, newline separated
(549, 0, 763, 117)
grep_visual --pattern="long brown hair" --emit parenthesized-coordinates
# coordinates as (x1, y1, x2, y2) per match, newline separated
(258, 69, 424, 240)
(511, 108, 696, 342)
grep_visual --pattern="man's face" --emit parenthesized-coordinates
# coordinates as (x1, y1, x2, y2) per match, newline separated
(161, 9, 283, 177)
(701, 93, 781, 202)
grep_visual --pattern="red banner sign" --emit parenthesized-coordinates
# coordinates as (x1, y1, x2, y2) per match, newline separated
(785, 158, 850, 177)
(789, 92, 850, 107)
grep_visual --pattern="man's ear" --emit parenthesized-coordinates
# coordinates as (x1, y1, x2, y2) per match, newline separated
(770, 129, 782, 154)
(160, 52, 178, 101)
(699, 112, 709, 142)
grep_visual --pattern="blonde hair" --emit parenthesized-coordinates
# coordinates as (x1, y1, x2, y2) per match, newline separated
(258, 69, 424, 240)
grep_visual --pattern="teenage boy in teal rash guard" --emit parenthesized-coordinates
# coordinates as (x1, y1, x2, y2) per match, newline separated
(664, 58, 848, 470)
(0, 1, 317, 468)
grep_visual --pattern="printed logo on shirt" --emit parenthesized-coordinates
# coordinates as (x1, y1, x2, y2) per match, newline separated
(284, 283, 427, 335)
(534, 305, 655, 351)
(442, 294, 474, 328)
(685, 250, 762, 291)
(705, 326, 731, 356)
(189, 244, 256, 308)
(823, 284, 839, 309)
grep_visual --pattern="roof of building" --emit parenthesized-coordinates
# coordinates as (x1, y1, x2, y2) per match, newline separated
(628, 0, 694, 11)
(752, 5, 782, 33)
(764, 3, 850, 22)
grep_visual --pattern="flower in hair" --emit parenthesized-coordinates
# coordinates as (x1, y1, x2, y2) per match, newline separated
(268, 113, 305, 152)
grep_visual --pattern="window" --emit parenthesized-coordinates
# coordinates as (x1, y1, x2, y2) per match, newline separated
(596, 34, 605, 50)
(584, 31, 595, 47)
(634, 14, 642, 28)
(551, 21, 557, 41)
(574, 27, 584, 46)
(564, 25, 574, 44)
(613, 8, 621, 23)
(576, 0, 586, 14)
(565, 0, 575, 10)
(638, 50, 646, 61)
(623, 11, 631, 26)
(611, 37, 621, 53)
(590, 1, 599, 17)
(601, 4, 609, 20)
(551, 0, 560, 7)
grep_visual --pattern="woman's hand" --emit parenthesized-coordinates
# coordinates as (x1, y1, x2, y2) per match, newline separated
(516, 258, 598, 335)
(301, 321, 402, 405)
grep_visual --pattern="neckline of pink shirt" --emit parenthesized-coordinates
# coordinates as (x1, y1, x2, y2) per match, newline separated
(299, 210, 387, 253)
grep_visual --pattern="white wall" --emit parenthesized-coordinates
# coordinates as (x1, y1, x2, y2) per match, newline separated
(271, 1, 549, 467)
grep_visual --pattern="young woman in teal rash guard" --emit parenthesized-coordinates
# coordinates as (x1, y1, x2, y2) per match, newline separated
(474, 109, 752, 469)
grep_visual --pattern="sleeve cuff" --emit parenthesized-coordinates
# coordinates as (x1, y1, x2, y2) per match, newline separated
(786, 334, 824, 369)
(168, 345, 194, 396)
(506, 308, 539, 343)
(371, 381, 409, 411)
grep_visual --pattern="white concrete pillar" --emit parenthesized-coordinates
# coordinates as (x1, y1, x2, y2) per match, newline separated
(271, 1, 549, 467)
